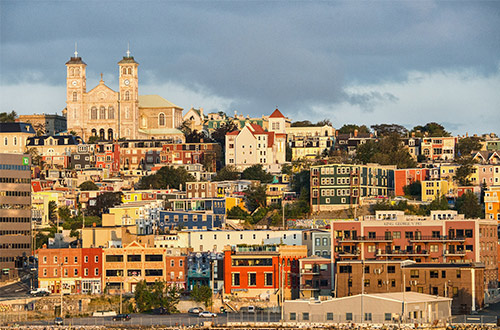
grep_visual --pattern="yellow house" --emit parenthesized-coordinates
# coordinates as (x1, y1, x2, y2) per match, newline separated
(439, 164, 460, 180)
(266, 183, 289, 205)
(421, 180, 451, 202)
(225, 196, 247, 212)
(485, 187, 500, 222)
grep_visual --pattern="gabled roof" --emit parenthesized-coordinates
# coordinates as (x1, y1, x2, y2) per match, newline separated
(269, 108, 285, 118)
(139, 95, 181, 109)
(227, 130, 240, 136)
(248, 123, 266, 134)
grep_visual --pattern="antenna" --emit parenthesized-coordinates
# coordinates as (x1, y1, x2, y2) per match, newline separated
(74, 42, 78, 57)
(126, 42, 130, 57)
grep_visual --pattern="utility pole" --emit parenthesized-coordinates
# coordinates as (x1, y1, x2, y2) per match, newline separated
(60, 256, 63, 318)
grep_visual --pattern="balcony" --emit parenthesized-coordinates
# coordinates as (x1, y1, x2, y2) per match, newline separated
(300, 284, 320, 291)
(410, 236, 466, 242)
(338, 236, 392, 243)
(377, 250, 429, 257)
(444, 251, 467, 257)
(337, 251, 360, 257)
(301, 269, 320, 275)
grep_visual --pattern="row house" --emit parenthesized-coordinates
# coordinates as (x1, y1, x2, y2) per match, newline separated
(302, 229, 331, 258)
(102, 241, 188, 293)
(287, 125, 335, 160)
(186, 181, 218, 199)
(334, 130, 375, 155)
(37, 247, 103, 294)
(95, 142, 120, 173)
(71, 144, 95, 169)
(331, 210, 498, 290)
(299, 255, 332, 299)
(401, 137, 421, 160)
(26, 135, 83, 169)
(170, 163, 216, 182)
(420, 137, 457, 161)
(470, 164, 500, 186)
(159, 198, 225, 231)
(187, 251, 224, 292)
(160, 142, 221, 172)
(485, 187, 500, 222)
(223, 245, 307, 301)
(119, 139, 167, 171)
(225, 109, 287, 172)
(335, 260, 485, 315)
(394, 168, 430, 196)
(310, 163, 395, 211)
(472, 151, 500, 165)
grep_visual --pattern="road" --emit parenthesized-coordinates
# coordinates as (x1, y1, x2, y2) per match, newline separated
(19, 312, 281, 327)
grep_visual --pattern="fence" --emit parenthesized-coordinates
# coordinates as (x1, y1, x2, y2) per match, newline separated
(450, 315, 498, 325)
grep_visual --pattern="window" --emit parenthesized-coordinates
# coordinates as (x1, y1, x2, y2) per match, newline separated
(385, 313, 392, 321)
(145, 255, 163, 262)
(145, 269, 163, 276)
(410, 270, 419, 278)
(125, 91, 130, 101)
(232, 273, 240, 286)
(364, 266, 370, 274)
(346, 313, 353, 321)
(430, 270, 438, 278)
(430, 244, 439, 253)
(388, 266, 395, 273)
(159, 113, 165, 126)
(108, 106, 114, 119)
(95, 256, 99, 263)
(105, 255, 123, 262)
(74, 269, 78, 276)
(368, 232, 376, 239)
(302, 313, 309, 321)
(171, 260, 175, 267)
(465, 230, 473, 238)
(456, 270, 461, 278)
(365, 313, 372, 321)
(265, 273, 273, 286)
(289, 313, 296, 321)
(94, 268, 99, 276)
(315, 238, 321, 246)
(43, 268, 47, 276)
(43, 256, 47, 264)
(74, 256, 78, 263)
(248, 273, 257, 286)
(91, 107, 97, 120)
(364, 279, 370, 287)
(393, 231, 401, 239)
(339, 265, 352, 273)
(441, 270, 446, 278)
(99, 106, 106, 119)
(179, 260, 183, 267)
(326, 313, 333, 321)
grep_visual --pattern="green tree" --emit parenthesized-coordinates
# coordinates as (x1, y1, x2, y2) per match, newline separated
(338, 124, 370, 135)
(87, 136, 99, 144)
(87, 192, 123, 216)
(0, 111, 17, 122)
(371, 124, 408, 137)
(134, 280, 153, 312)
(455, 191, 483, 219)
(227, 206, 250, 219)
(190, 285, 213, 308)
(241, 164, 273, 183)
(411, 122, 450, 137)
(457, 137, 483, 158)
(57, 206, 72, 223)
(48, 201, 58, 222)
(26, 147, 42, 166)
(403, 181, 421, 199)
(212, 165, 239, 181)
(428, 195, 449, 211)
(210, 118, 238, 150)
(454, 163, 473, 186)
(245, 185, 267, 213)
(78, 180, 99, 191)
(137, 166, 195, 189)
(355, 134, 417, 168)
(162, 284, 181, 314)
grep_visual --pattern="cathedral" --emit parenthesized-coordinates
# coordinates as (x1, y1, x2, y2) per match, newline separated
(65, 50, 184, 141)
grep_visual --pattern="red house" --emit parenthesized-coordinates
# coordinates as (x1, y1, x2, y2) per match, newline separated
(394, 168, 429, 196)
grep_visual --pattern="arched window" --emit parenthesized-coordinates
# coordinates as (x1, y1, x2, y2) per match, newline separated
(73, 92, 77, 102)
(13, 137, 17, 146)
(108, 129, 113, 141)
(125, 91, 130, 101)
(99, 129, 105, 140)
(141, 116, 147, 128)
(70, 68, 74, 76)
(127, 68, 132, 75)
(91, 107, 97, 120)
(108, 106, 114, 120)
(122, 68, 127, 75)
(4, 137, 7, 145)
(99, 106, 106, 119)
(158, 113, 165, 126)
(91, 129, 97, 136)
(75, 68, 80, 75)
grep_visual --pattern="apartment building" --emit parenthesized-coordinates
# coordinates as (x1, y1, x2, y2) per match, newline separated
(310, 163, 395, 211)
(331, 210, 498, 290)
(18, 113, 67, 136)
(0, 122, 36, 154)
(299, 255, 332, 298)
(420, 137, 457, 161)
(0, 154, 31, 281)
(186, 181, 218, 199)
(159, 142, 221, 172)
(159, 198, 225, 231)
(302, 229, 331, 258)
(287, 125, 335, 160)
(485, 187, 500, 222)
(223, 245, 307, 301)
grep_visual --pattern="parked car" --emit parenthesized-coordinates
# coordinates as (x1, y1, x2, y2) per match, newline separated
(30, 288, 50, 297)
(188, 307, 204, 314)
(112, 314, 131, 321)
(152, 307, 169, 315)
(199, 311, 217, 318)
(54, 317, 63, 325)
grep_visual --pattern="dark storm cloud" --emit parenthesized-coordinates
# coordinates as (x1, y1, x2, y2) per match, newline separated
(1, 1, 499, 130)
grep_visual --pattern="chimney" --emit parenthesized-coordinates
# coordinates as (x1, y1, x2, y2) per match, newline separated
(354, 129, 358, 137)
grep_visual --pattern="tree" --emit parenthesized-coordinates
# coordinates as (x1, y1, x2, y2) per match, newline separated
(137, 166, 195, 190)
(245, 185, 267, 213)
(454, 163, 473, 186)
(241, 164, 274, 183)
(403, 181, 421, 199)
(190, 285, 213, 308)
(48, 201, 58, 222)
(457, 137, 483, 158)
(455, 191, 483, 219)
(134, 280, 153, 312)
(337, 124, 370, 135)
(291, 120, 313, 127)
(79, 180, 99, 191)
(212, 165, 239, 181)
(57, 206, 72, 223)
(227, 206, 250, 219)
(0, 111, 17, 122)
(411, 122, 450, 137)
(87, 192, 123, 216)
(210, 118, 238, 150)
(371, 124, 408, 137)
(355, 134, 417, 169)
(428, 195, 449, 211)
(134, 280, 181, 313)
(87, 136, 99, 144)
(26, 147, 42, 166)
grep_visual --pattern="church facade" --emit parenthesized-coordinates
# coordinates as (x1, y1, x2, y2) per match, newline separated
(65, 51, 184, 141)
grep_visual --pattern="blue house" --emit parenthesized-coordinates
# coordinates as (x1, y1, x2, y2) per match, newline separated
(159, 198, 225, 230)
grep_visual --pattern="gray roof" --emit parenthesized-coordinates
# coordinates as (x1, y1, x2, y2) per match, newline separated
(0, 122, 35, 133)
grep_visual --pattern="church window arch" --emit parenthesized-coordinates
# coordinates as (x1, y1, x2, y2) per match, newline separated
(91, 129, 97, 136)
(70, 68, 74, 76)
(13, 137, 17, 146)
(4, 137, 7, 146)
(108, 129, 114, 141)
(127, 68, 132, 75)
(108, 106, 115, 120)
(99, 106, 106, 119)
(125, 107, 130, 119)
(99, 129, 105, 140)
(91, 107, 98, 120)
(73, 92, 77, 102)
(122, 68, 127, 75)
(158, 113, 166, 126)
(125, 91, 130, 101)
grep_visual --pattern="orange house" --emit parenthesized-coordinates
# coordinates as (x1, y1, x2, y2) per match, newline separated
(394, 168, 429, 196)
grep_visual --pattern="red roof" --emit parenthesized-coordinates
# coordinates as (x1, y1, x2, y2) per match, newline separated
(227, 130, 240, 136)
(249, 123, 266, 134)
(266, 132, 275, 147)
(269, 108, 285, 118)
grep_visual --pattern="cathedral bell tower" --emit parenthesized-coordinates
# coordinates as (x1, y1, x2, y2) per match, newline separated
(66, 46, 87, 137)
(118, 48, 139, 139)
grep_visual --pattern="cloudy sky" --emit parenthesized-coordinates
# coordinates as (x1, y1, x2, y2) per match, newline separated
(1, 1, 499, 135)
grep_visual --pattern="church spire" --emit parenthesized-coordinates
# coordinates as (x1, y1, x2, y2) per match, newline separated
(126, 42, 131, 58)
(74, 42, 78, 58)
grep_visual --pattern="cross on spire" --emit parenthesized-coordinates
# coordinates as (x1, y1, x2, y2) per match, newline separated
(74, 42, 78, 57)
(100, 73, 103, 81)
(126, 42, 130, 57)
